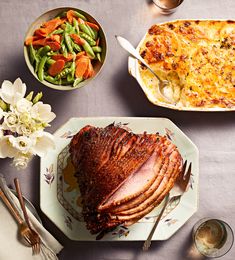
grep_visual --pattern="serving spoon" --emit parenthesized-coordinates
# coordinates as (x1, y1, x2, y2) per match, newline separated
(115, 35, 172, 103)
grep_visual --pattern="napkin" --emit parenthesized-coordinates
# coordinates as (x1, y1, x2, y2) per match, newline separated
(0, 175, 63, 260)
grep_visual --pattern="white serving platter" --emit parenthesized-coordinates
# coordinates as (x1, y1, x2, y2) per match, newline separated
(40, 117, 199, 241)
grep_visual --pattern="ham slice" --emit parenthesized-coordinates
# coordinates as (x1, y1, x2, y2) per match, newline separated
(70, 124, 183, 235)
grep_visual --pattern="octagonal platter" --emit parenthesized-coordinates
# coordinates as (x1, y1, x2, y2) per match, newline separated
(40, 117, 199, 241)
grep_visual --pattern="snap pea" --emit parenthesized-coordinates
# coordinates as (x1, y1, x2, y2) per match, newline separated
(72, 41, 82, 52)
(56, 67, 72, 79)
(86, 24, 96, 40)
(67, 60, 76, 82)
(96, 53, 101, 62)
(65, 22, 75, 34)
(82, 39, 96, 59)
(28, 44, 37, 64)
(79, 32, 96, 46)
(91, 27, 98, 40)
(73, 77, 83, 87)
(37, 45, 51, 57)
(61, 43, 68, 57)
(92, 46, 102, 53)
(65, 61, 72, 68)
(79, 24, 92, 38)
(73, 11, 87, 21)
(73, 18, 79, 34)
(45, 75, 61, 85)
(64, 32, 73, 53)
(35, 55, 41, 73)
(49, 29, 64, 36)
(37, 56, 47, 81)
(46, 59, 56, 66)
(47, 51, 58, 56)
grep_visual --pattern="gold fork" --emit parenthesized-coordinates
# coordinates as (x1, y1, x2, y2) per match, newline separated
(0, 187, 40, 254)
(14, 178, 41, 255)
(143, 160, 192, 251)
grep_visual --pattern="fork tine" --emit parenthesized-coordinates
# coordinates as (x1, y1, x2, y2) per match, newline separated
(180, 160, 187, 178)
(184, 162, 192, 180)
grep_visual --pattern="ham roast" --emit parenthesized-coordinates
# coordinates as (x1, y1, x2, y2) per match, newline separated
(70, 124, 183, 236)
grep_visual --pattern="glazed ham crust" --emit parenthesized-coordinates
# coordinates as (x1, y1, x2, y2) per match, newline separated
(70, 124, 182, 235)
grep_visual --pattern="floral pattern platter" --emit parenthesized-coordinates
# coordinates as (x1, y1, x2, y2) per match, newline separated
(40, 117, 199, 241)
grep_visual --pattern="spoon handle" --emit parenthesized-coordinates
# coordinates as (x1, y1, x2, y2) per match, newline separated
(115, 35, 160, 81)
(14, 178, 32, 229)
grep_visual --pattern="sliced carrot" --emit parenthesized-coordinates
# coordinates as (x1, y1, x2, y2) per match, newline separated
(76, 51, 86, 59)
(34, 28, 48, 37)
(96, 37, 100, 46)
(46, 40, 61, 51)
(42, 18, 64, 30)
(85, 21, 99, 31)
(67, 10, 75, 24)
(78, 18, 85, 24)
(83, 59, 94, 79)
(50, 34, 61, 43)
(70, 34, 85, 45)
(52, 53, 74, 62)
(75, 56, 89, 78)
(31, 38, 47, 46)
(25, 36, 41, 46)
(48, 59, 65, 76)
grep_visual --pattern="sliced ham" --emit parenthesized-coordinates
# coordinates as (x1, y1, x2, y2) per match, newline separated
(70, 124, 183, 235)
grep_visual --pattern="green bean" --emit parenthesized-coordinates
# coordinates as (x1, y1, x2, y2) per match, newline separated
(73, 77, 83, 87)
(45, 75, 59, 84)
(86, 24, 96, 40)
(79, 32, 96, 46)
(73, 18, 79, 34)
(28, 44, 37, 64)
(37, 45, 51, 57)
(64, 32, 73, 53)
(67, 61, 76, 82)
(73, 11, 87, 21)
(37, 56, 47, 81)
(79, 24, 92, 38)
(46, 59, 56, 66)
(96, 53, 101, 62)
(92, 46, 102, 53)
(82, 39, 96, 59)
(56, 67, 72, 79)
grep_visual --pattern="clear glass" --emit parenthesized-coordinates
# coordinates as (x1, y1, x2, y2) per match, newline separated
(193, 218, 234, 258)
(152, 0, 184, 14)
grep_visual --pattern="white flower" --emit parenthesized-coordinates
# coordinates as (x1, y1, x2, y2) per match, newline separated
(9, 135, 33, 154)
(0, 78, 26, 106)
(12, 153, 32, 170)
(16, 98, 32, 113)
(0, 136, 18, 158)
(31, 131, 55, 157)
(17, 124, 33, 136)
(31, 102, 56, 124)
(0, 107, 3, 120)
(2, 112, 19, 132)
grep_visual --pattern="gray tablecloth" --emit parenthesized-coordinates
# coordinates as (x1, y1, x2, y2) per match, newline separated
(0, 0, 235, 259)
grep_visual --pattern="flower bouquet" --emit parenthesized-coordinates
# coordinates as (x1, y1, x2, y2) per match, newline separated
(0, 78, 56, 169)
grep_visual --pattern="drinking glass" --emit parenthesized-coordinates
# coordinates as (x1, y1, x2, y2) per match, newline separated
(152, 0, 184, 14)
(193, 218, 234, 258)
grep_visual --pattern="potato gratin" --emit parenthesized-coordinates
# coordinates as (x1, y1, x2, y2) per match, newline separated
(139, 20, 235, 109)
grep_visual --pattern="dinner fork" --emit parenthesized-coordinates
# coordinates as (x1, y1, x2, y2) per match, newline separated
(0, 187, 40, 255)
(14, 178, 41, 255)
(143, 160, 192, 251)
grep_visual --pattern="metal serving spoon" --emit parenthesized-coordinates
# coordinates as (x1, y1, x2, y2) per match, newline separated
(115, 35, 172, 103)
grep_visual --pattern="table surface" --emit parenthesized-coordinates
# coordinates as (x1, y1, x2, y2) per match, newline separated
(0, 0, 235, 259)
